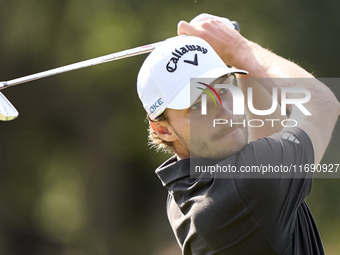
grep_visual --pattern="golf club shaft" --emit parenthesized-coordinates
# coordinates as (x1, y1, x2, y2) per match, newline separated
(0, 41, 160, 90)
(0, 22, 239, 90)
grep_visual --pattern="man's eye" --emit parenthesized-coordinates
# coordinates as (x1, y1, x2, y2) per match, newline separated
(219, 88, 227, 95)
(191, 102, 201, 110)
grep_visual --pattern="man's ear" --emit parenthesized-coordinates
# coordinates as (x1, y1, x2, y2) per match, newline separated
(150, 121, 178, 142)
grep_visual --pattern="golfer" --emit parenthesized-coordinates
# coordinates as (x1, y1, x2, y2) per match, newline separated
(137, 14, 340, 255)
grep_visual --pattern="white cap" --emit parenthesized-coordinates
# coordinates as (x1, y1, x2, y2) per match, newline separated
(137, 36, 248, 120)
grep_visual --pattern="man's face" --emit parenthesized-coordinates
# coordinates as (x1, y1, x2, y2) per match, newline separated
(166, 75, 248, 159)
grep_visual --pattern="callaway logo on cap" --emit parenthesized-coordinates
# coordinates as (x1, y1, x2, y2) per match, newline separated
(166, 44, 208, 72)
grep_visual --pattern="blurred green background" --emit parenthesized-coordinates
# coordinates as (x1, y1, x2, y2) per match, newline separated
(0, 0, 339, 254)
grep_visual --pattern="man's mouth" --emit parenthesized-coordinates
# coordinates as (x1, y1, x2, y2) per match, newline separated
(212, 126, 238, 141)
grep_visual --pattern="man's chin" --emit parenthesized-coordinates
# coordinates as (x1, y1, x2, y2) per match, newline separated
(190, 129, 248, 159)
(215, 126, 248, 147)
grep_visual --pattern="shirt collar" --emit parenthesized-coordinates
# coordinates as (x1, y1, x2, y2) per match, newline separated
(155, 156, 191, 186)
(155, 155, 227, 186)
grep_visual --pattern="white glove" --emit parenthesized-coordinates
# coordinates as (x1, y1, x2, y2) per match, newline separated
(189, 13, 234, 29)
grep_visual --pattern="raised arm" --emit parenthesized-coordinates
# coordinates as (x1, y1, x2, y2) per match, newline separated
(178, 18, 340, 164)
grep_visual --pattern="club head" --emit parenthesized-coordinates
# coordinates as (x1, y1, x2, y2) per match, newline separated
(0, 92, 19, 121)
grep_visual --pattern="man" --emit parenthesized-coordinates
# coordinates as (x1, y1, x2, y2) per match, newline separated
(137, 14, 340, 254)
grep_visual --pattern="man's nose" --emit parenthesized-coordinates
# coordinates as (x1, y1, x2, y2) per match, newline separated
(206, 99, 233, 120)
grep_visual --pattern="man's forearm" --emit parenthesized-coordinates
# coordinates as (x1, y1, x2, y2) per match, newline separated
(233, 40, 337, 114)
(236, 40, 339, 164)
(234, 40, 314, 79)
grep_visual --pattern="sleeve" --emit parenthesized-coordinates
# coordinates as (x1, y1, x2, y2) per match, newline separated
(232, 127, 315, 252)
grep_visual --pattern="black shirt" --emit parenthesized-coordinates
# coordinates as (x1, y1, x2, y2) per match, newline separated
(155, 128, 324, 255)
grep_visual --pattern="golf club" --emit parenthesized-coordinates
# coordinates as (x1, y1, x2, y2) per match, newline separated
(0, 21, 240, 121)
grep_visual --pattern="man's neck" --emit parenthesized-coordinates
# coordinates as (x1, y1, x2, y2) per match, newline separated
(173, 141, 190, 160)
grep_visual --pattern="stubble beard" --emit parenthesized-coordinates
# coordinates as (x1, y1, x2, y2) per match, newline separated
(172, 123, 249, 159)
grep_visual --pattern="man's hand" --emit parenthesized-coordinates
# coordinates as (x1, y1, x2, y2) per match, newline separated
(177, 17, 313, 79)
(177, 19, 249, 69)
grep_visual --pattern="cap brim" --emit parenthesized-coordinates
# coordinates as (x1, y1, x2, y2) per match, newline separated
(167, 66, 248, 110)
